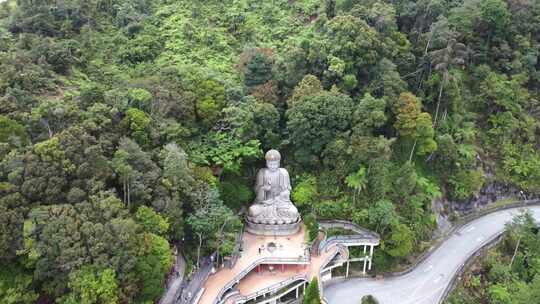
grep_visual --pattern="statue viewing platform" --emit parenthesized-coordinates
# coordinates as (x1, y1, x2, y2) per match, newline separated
(188, 150, 381, 304)
(197, 225, 309, 304)
(197, 225, 353, 304)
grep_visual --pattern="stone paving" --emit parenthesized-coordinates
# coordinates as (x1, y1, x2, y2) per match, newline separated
(237, 266, 304, 295)
(198, 225, 341, 304)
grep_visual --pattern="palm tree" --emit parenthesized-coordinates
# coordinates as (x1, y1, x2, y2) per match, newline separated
(345, 166, 368, 203)
(429, 37, 467, 127)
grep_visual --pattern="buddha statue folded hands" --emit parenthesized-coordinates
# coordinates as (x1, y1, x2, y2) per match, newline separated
(247, 149, 300, 226)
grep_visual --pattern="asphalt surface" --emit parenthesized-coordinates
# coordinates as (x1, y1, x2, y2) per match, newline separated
(324, 206, 540, 304)
(160, 250, 186, 304)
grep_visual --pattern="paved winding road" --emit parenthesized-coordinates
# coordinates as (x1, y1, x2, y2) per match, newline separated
(324, 206, 540, 304)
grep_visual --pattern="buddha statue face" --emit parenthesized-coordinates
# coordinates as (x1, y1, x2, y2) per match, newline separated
(265, 149, 281, 172)
(266, 159, 279, 172)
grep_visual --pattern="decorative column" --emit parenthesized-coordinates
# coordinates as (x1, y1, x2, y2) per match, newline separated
(368, 245, 373, 270)
(362, 258, 367, 274)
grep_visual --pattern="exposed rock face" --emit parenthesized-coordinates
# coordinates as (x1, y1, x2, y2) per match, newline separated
(432, 180, 536, 237)
(432, 198, 452, 237)
(449, 182, 527, 215)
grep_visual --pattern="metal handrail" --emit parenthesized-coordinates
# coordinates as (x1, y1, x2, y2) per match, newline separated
(212, 254, 310, 304)
(319, 235, 379, 254)
(318, 244, 347, 304)
(210, 220, 378, 304)
(231, 274, 308, 303)
(318, 220, 380, 239)
(228, 226, 245, 269)
(317, 220, 380, 255)
(220, 290, 240, 304)
(225, 245, 340, 304)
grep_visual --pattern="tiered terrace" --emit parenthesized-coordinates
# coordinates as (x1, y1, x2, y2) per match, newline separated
(192, 221, 380, 304)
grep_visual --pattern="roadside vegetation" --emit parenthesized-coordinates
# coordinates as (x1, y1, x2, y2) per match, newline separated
(446, 211, 540, 304)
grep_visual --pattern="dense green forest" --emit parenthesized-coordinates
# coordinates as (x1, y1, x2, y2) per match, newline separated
(0, 0, 539, 303)
(446, 211, 540, 304)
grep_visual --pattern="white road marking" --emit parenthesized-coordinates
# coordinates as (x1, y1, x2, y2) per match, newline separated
(465, 226, 475, 233)
(324, 206, 540, 304)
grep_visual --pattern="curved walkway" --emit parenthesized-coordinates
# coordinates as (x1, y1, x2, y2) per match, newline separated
(317, 220, 380, 255)
(324, 205, 540, 304)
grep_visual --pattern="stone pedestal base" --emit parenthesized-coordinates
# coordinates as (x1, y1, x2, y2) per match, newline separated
(245, 218, 301, 236)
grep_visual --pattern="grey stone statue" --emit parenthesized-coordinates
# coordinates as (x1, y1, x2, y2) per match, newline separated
(246, 150, 300, 228)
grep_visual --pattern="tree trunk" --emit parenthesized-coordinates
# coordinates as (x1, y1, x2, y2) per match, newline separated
(510, 237, 521, 268)
(434, 76, 445, 127)
(416, 4, 432, 44)
(127, 176, 131, 210)
(424, 31, 433, 56)
(409, 139, 418, 162)
(197, 233, 202, 268)
(40, 119, 53, 138)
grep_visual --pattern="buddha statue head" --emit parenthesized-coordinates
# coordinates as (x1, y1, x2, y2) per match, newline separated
(265, 149, 281, 172)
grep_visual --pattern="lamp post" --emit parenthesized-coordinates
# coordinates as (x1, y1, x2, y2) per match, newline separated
(211, 255, 216, 274)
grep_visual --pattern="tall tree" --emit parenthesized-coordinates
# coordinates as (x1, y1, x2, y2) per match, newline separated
(244, 52, 273, 88)
(286, 91, 354, 164)
(112, 148, 133, 208)
(393, 92, 437, 160)
(429, 37, 467, 126)
(345, 166, 368, 203)
(60, 267, 119, 304)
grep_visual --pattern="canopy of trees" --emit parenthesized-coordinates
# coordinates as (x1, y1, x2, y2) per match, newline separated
(1, 0, 539, 302)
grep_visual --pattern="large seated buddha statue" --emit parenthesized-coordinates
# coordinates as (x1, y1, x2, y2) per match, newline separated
(246, 150, 300, 235)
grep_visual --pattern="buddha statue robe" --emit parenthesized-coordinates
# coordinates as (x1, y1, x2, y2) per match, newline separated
(247, 166, 299, 224)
